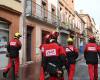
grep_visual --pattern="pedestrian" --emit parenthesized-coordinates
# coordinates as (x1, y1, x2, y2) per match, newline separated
(40, 31, 66, 80)
(3, 32, 22, 78)
(65, 37, 79, 80)
(84, 36, 100, 80)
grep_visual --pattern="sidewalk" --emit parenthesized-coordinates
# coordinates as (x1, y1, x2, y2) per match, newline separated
(0, 54, 100, 80)
(0, 61, 41, 80)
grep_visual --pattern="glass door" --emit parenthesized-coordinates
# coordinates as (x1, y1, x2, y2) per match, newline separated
(0, 21, 9, 68)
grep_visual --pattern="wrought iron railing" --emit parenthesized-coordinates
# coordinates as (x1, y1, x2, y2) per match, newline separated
(26, 0, 60, 27)
(25, 0, 75, 31)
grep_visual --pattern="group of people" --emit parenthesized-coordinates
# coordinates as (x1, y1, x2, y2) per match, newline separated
(39, 31, 100, 80)
(2, 31, 100, 80)
(39, 31, 79, 80)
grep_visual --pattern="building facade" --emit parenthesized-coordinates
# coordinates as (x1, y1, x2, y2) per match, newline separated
(0, 0, 22, 68)
(74, 11, 85, 49)
(79, 11, 95, 43)
(25, 0, 59, 62)
(58, 0, 75, 46)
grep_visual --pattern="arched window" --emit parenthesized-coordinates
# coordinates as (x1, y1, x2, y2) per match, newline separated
(0, 20, 9, 68)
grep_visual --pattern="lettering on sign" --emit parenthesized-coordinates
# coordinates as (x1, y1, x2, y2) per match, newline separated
(10, 42, 16, 46)
(46, 49, 56, 56)
(88, 47, 96, 51)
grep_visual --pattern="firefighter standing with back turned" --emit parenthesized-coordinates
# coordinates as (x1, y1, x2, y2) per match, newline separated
(50, 31, 66, 80)
(40, 31, 66, 80)
(65, 37, 79, 80)
(3, 32, 22, 78)
(84, 36, 100, 80)
(39, 34, 51, 80)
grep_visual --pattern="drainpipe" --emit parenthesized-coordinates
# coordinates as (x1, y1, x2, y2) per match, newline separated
(85, 24, 88, 44)
(19, 0, 27, 64)
(57, 0, 61, 44)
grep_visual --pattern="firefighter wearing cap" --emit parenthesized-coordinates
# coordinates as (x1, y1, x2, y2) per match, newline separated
(84, 36, 100, 80)
(65, 37, 78, 80)
(40, 31, 66, 80)
(3, 32, 22, 78)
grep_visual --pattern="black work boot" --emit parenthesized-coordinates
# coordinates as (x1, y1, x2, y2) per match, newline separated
(3, 71, 8, 78)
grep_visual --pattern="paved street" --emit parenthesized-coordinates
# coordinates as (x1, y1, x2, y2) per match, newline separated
(64, 54, 100, 80)
(0, 55, 100, 80)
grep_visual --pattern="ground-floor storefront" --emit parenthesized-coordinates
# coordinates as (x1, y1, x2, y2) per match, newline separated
(0, 6, 21, 68)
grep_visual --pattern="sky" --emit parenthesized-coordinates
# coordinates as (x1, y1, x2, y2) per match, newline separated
(75, 0, 100, 29)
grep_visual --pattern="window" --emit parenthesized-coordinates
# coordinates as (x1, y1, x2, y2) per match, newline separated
(72, 0, 73, 3)
(0, 21, 9, 52)
(42, 30, 50, 44)
(0, 20, 9, 68)
(41, 1, 47, 20)
(26, 27, 33, 61)
(51, 4, 56, 23)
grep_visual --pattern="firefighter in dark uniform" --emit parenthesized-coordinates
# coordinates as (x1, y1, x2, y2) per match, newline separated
(3, 32, 22, 78)
(65, 37, 79, 80)
(40, 31, 66, 80)
(84, 36, 100, 80)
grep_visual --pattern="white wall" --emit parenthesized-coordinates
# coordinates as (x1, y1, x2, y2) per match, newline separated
(48, 0, 58, 14)
(36, 0, 41, 5)
(48, 0, 58, 23)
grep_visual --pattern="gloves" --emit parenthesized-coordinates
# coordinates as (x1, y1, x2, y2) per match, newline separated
(6, 53, 10, 57)
(56, 69, 62, 78)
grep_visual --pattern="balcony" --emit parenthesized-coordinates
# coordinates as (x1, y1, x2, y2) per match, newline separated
(60, 21, 72, 29)
(26, 0, 59, 27)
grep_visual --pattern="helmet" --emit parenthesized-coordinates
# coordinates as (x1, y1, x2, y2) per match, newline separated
(44, 34, 50, 39)
(51, 31, 59, 38)
(89, 36, 95, 40)
(88, 36, 95, 42)
(14, 32, 22, 39)
(67, 38, 73, 42)
(44, 34, 51, 43)
(50, 31, 59, 43)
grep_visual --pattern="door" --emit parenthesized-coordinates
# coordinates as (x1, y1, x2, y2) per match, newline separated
(0, 21, 9, 68)
(26, 27, 33, 61)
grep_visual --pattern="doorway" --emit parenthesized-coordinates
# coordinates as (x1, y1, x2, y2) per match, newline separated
(26, 27, 33, 61)
(42, 30, 50, 43)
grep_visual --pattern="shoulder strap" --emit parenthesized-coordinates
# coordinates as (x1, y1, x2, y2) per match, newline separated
(66, 46, 74, 52)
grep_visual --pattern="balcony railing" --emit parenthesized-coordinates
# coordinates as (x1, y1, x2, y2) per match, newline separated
(25, 0, 75, 31)
(59, 21, 71, 29)
(26, 0, 59, 27)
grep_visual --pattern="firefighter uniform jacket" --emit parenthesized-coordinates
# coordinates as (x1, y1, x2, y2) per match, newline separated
(40, 42, 66, 75)
(65, 45, 78, 64)
(7, 38, 22, 58)
(84, 43, 99, 64)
